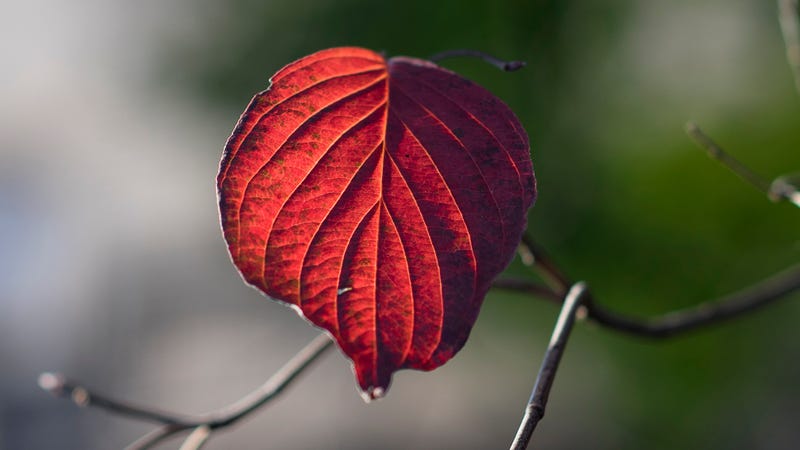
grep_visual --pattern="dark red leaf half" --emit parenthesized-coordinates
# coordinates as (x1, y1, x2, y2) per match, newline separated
(218, 47, 536, 399)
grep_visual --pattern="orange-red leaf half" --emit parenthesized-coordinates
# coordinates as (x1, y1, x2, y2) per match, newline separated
(218, 47, 536, 399)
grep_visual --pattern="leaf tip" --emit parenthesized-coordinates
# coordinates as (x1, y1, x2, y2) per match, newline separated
(360, 386, 386, 403)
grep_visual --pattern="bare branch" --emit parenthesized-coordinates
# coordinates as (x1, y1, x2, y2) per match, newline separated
(770, 174, 800, 207)
(584, 263, 800, 337)
(41, 333, 334, 448)
(501, 261, 800, 338)
(511, 235, 800, 338)
(429, 49, 526, 72)
(510, 282, 588, 450)
(779, 0, 800, 95)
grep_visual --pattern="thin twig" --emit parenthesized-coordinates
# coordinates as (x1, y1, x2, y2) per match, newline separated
(37, 372, 195, 425)
(40, 333, 334, 449)
(429, 49, 526, 72)
(510, 282, 588, 450)
(685, 122, 800, 206)
(125, 425, 181, 450)
(779, 0, 800, 95)
(770, 174, 800, 207)
(179, 425, 212, 450)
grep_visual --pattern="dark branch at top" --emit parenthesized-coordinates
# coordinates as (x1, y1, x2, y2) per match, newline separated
(429, 49, 526, 72)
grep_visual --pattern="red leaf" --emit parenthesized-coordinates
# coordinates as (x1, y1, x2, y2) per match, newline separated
(218, 47, 536, 399)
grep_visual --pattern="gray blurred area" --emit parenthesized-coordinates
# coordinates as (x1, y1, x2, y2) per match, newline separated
(1, 0, 799, 449)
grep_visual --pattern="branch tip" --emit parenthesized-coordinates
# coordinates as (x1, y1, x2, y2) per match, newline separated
(769, 175, 800, 206)
(38, 372, 66, 396)
(504, 60, 527, 72)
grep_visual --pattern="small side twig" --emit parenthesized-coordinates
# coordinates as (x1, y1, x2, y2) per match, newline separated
(685, 122, 799, 207)
(429, 49, 526, 72)
(779, 0, 800, 95)
(510, 282, 588, 450)
(40, 333, 334, 449)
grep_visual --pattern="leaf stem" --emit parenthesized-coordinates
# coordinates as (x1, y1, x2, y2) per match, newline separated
(509, 234, 800, 338)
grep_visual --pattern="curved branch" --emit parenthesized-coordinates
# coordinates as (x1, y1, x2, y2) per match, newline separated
(40, 333, 334, 449)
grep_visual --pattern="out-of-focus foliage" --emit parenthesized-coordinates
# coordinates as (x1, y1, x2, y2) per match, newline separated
(2, 0, 798, 449)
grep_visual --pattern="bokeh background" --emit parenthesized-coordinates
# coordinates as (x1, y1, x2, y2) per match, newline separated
(2, 0, 799, 448)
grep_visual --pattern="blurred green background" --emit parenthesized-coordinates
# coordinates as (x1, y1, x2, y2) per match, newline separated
(1, 0, 799, 448)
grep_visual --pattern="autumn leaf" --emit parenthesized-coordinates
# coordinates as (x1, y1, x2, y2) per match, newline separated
(218, 47, 536, 400)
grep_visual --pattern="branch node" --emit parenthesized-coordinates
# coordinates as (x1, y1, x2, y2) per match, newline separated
(72, 388, 91, 407)
(769, 174, 800, 206)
